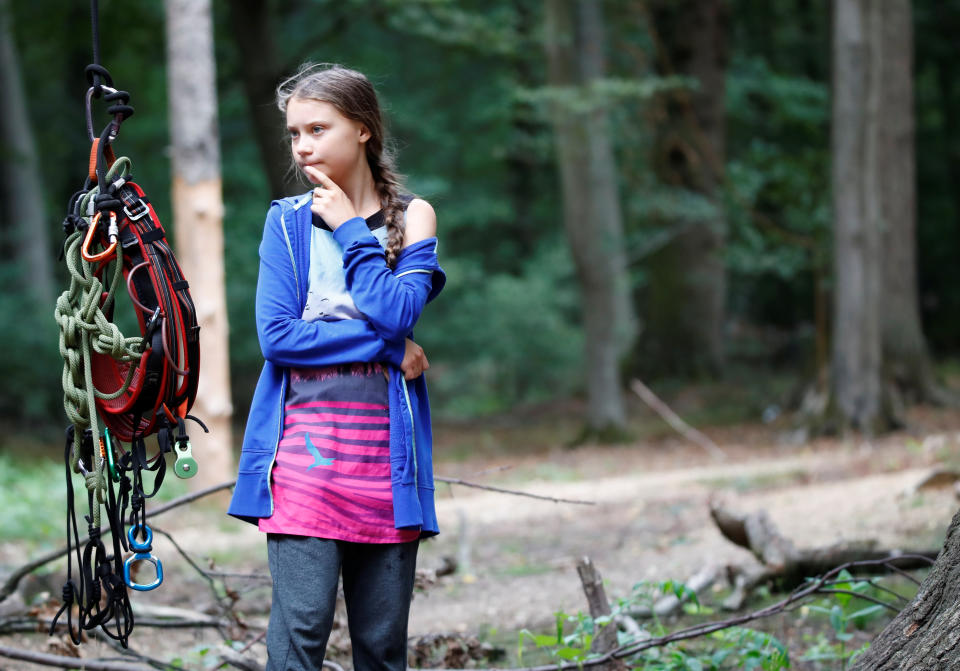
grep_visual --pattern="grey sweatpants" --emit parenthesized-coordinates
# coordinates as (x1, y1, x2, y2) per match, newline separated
(265, 534, 420, 671)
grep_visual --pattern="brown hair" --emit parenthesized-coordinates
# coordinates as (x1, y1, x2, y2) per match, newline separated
(277, 63, 409, 268)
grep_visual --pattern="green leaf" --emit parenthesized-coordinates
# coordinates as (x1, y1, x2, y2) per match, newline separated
(848, 604, 885, 621)
(556, 646, 585, 660)
(829, 604, 846, 634)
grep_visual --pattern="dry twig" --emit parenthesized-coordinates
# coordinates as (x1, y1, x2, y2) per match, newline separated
(630, 379, 727, 460)
(434, 476, 595, 505)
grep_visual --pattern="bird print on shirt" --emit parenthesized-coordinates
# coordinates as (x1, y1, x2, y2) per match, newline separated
(305, 434, 335, 470)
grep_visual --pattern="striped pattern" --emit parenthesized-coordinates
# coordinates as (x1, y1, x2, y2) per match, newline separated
(259, 364, 419, 543)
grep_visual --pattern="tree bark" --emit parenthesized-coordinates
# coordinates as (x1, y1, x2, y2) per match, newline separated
(165, 0, 234, 488)
(544, 0, 636, 437)
(829, 0, 889, 432)
(637, 0, 728, 378)
(850, 507, 960, 670)
(878, 0, 941, 404)
(0, 0, 54, 305)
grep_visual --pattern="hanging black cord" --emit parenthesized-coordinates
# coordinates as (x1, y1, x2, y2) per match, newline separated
(83, 0, 134, 216)
(90, 0, 101, 87)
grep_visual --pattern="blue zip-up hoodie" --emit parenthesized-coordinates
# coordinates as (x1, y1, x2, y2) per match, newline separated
(227, 193, 445, 536)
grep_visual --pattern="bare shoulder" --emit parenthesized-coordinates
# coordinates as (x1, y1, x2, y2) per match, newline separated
(403, 198, 437, 247)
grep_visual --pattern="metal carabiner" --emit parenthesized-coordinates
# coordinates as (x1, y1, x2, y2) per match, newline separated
(123, 525, 163, 591)
(81, 211, 119, 262)
(102, 428, 120, 483)
(85, 84, 120, 143)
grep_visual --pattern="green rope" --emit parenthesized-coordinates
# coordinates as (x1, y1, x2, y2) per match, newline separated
(54, 156, 142, 523)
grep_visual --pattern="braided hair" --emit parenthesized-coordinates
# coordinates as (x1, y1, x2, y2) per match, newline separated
(277, 63, 410, 268)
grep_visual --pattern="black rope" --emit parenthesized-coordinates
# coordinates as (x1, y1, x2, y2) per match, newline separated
(90, 0, 101, 84)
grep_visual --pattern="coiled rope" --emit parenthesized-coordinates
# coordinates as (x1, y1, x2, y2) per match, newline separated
(54, 159, 142, 523)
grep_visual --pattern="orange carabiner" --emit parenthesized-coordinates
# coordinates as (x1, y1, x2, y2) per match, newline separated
(81, 211, 119, 262)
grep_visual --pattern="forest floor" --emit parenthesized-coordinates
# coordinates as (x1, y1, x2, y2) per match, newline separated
(3, 397, 960, 669)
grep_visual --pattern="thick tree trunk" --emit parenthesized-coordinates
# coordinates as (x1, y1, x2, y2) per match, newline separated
(0, 0, 54, 305)
(638, 0, 728, 378)
(850, 507, 960, 670)
(829, 0, 889, 432)
(226, 0, 301, 198)
(165, 0, 234, 488)
(878, 0, 940, 404)
(544, 0, 636, 437)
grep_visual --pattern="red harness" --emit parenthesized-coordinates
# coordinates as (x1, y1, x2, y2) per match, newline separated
(81, 167, 201, 441)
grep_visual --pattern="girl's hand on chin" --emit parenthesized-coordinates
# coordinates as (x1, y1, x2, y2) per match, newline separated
(305, 165, 358, 229)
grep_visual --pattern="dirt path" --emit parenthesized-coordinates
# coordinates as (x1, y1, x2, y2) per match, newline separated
(410, 427, 960, 635)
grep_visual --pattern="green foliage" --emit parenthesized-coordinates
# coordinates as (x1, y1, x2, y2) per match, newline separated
(0, 261, 61, 423)
(4, 0, 960, 434)
(724, 54, 830, 328)
(513, 569, 920, 671)
(0, 448, 189, 551)
(518, 580, 790, 671)
(0, 451, 66, 550)
(799, 570, 889, 669)
(418, 241, 583, 416)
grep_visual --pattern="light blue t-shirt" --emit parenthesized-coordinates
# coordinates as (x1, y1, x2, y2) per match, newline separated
(302, 215, 390, 322)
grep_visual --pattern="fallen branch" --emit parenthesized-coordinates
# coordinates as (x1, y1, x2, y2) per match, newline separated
(88, 628, 179, 671)
(0, 479, 236, 605)
(626, 564, 722, 619)
(434, 476, 595, 505)
(412, 556, 936, 671)
(709, 501, 939, 609)
(630, 379, 727, 461)
(0, 643, 152, 670)
(2, 614, 229, 635)
(5, 473, 590, 608)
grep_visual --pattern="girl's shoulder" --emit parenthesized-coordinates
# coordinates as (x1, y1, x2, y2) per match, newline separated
(402, 197, 437, 246)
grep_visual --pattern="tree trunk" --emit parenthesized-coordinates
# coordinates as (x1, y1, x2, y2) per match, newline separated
(829, 0, 889, 433)
(226, 0, 301, 199)
(878, 0, 940, 404)
(637, 0, 728, 378)
(544, 0, 636, 438)
(165, 0, 233, 488)
(0, 0, 54, 305)
(850, 507, 960, 670)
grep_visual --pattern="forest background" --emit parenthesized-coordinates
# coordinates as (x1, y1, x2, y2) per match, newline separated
(3, 0, 960, 669)
(2, 0, 959, 436)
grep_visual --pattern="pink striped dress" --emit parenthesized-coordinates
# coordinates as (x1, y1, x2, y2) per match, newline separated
(259, 362, 419, 543)
(259, 207, 419, 543)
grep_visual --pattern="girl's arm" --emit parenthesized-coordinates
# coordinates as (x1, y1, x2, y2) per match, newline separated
(255, 203, 405, 368)
(332, 199, 445, 342)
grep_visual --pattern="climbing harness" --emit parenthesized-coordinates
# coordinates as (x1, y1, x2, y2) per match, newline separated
(50, 0, 205, 648)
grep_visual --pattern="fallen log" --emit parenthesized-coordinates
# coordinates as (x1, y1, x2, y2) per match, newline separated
(709, 501, 939, 609)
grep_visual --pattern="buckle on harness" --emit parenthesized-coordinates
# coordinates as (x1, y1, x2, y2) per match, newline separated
(123, 198, 150, 221)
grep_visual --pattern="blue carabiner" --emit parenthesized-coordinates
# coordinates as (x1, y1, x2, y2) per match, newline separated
(123, 525, 163, 591)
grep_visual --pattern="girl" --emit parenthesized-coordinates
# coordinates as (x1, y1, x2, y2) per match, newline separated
(228, 63, 445, 671)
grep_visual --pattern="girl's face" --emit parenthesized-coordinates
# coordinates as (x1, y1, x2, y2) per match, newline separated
(286, 98, 369, 185)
